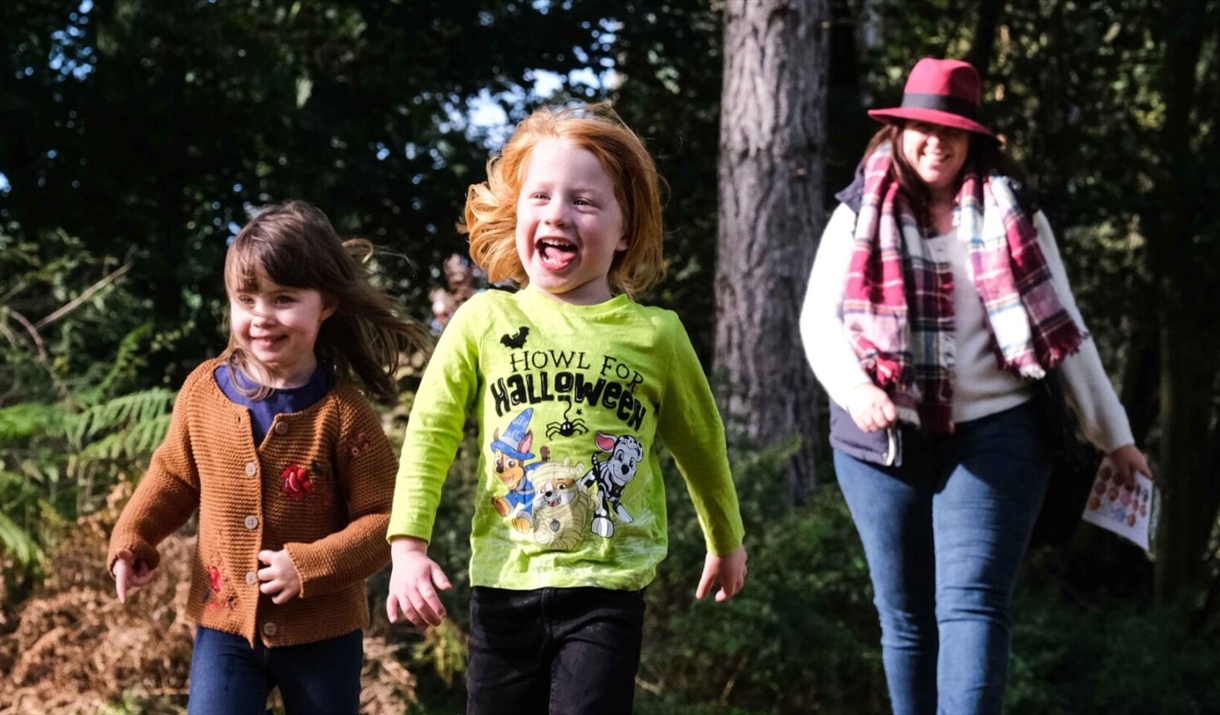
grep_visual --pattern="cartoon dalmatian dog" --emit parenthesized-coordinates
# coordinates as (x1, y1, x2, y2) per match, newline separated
(579, 431, 644, 538)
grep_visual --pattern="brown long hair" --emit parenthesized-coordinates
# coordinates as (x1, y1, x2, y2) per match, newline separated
(862, 123, 1029, 232)
(223, 200, 432, 404)
(464, 103, 666, 298)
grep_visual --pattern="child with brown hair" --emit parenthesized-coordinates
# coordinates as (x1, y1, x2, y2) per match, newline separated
(108, 200, 431, 715)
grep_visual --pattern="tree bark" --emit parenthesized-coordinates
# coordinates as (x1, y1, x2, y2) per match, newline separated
(966, 0, 1002, 82)
(1118, 324, 1159, 445)
(1147, 0, 1217, 603)
(717, 0, 828, 500)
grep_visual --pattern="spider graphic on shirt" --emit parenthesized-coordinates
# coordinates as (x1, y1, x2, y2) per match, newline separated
(546, 399, 588, 439)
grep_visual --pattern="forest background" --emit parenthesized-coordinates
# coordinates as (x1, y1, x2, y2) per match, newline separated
(2, 1, 1220, 713)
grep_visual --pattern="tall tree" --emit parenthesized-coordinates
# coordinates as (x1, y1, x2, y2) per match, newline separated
(1145, 0, 1220, 601)
(716, 0, 828, 498)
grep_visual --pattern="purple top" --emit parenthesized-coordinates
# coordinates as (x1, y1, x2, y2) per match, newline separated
(213, 361, 335, 446)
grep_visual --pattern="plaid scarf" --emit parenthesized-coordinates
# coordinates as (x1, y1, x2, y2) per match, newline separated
(842, 141, 1086, 433)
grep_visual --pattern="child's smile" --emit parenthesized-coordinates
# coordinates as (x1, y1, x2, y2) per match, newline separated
(515, 138, 626, 305)
(537, 237, 578, 270)
(229, 271, 334, 388)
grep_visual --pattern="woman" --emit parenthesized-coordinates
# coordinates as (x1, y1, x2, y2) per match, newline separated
(799, 57, 1150, 714)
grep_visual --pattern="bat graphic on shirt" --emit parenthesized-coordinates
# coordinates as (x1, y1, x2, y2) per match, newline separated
(500, 326, 530, 349)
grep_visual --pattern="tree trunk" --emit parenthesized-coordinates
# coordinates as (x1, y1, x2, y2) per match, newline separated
(966, 0, 1002, 82)
(1118, 324, 1159, 446)
(716, 0, 828, 500)
(1148, 0, 1217, 603)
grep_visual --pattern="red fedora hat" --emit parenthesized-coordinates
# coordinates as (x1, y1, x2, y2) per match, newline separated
(868, 57, 994, 137)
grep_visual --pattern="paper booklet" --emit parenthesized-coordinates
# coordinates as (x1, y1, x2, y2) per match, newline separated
(1081, 470, 1155, 552)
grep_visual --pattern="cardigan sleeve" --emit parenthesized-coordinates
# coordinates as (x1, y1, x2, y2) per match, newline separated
(106, 369, 204, 574)
(284, 390, 395, 599)
(1033, 211, 1136, 452)
(655, 314, 745, 556)
(799, 203, 874, 408)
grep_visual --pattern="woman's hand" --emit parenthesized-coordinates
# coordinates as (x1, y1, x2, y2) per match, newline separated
(1098, 444, 1154, 488)
(695, 544, 747, 603)
(847, 383, 897, 433)
(112, 548, 156, 603)
(257, 549, 303, 604)
(387, 536, 452, 628)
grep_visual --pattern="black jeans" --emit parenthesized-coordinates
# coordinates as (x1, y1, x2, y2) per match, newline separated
(466, 586, 646, 715)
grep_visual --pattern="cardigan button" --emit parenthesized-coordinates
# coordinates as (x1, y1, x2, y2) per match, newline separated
(274, 422, 289, 436)
(244, 515, 259, 530)
(244, 461, 257, 477)
(245, 571, 256, 586)
(263, 621, 278, 637)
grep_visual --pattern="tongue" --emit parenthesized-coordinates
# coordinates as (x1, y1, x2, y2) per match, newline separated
(542, 245, 576, 271)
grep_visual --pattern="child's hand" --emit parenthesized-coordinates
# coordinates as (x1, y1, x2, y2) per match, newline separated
(695, 544, 748, 603)
(387, 536, 452, 628)
(113, 548, 156, 603)
(257, 549, 302, 604)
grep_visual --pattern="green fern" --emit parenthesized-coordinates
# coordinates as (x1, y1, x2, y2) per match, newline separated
(78, 416, 172, 462)
(66, 388, 174, 450)
(0, 403, 65, 444)
(0, 471, 47, 567)
(1, 234, 181, 604)
(0, 387, 173, 588)
(87, 322, 157, 402)
(0, 509, 45, 567)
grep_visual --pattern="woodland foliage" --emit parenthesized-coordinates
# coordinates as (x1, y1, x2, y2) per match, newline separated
(2, 0, 1219, 712)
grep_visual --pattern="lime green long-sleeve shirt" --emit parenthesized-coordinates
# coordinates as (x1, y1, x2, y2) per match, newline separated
(388, 288, 744, 591)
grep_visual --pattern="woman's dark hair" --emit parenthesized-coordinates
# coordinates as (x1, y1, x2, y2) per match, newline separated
(224, 200, 432, 404)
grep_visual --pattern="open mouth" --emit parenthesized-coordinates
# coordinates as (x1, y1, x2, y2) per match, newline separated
(538, 238, 577, 270)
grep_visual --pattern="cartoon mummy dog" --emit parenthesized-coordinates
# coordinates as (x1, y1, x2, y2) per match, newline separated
(530, 458, 593, 550)
(579, 431, 644, 538)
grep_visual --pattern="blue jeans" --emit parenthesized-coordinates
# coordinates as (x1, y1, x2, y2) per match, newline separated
(835, 401, 1049, 715)
(186, 626, 363, 715)
(466, 586, 645, 715)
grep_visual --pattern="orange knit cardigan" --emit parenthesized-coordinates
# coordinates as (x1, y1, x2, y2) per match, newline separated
(107, 358, 397, 647)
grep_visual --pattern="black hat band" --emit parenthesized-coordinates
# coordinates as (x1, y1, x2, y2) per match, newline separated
(900, 93, 978, 119)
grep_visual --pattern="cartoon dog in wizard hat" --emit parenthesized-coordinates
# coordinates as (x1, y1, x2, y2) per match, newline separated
(490, 408, 539, 533)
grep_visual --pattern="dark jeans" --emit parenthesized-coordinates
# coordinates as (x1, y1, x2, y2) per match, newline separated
(186, 626, 363, 715)
(834, 401, 1049, 715)
(466, 586, 646, 715)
